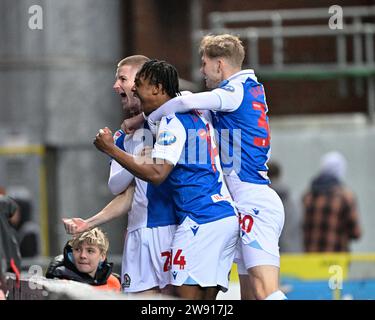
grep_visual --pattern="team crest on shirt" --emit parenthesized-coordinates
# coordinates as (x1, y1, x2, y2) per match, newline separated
(122, 273, 131, 289)
(113, 130, 123, 142)
(157, 131, 177, 145)
(221, 85, 235, 92)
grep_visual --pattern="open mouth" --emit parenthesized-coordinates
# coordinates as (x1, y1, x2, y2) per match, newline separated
(120, 93, 126, 97)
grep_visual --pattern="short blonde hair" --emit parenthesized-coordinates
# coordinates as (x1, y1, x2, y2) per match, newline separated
(117, 55, 150, 69)
(69, 228, 109, 256)
(199, 34, 245, 68)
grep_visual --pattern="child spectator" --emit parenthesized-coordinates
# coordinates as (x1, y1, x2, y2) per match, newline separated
(46, 228, 121, 292)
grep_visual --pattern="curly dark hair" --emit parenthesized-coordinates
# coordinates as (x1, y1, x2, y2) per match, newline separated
(136, 59, 181, 98)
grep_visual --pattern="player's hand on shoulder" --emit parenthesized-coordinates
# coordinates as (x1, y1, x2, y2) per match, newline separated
(121, 113, 144, 134)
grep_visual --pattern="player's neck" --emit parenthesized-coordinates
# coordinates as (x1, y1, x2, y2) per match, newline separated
(222, 66, 241, 80)
(152, 94, 172, 111)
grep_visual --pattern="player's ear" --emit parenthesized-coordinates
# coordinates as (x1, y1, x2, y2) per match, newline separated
(153, 84, 163, 95)
(217, 58, 223, 74)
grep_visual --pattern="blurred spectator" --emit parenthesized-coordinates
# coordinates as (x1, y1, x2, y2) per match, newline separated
(302, 151, 362, 252)
(268, 161, 303, 253)
(9, 198, 41, 258)
(0, 194, 22, 274)
(45, 228, 121, 292)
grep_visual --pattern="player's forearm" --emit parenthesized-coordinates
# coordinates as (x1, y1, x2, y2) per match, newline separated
(85, 188, 134, 228)
(85, 205, 122, 229)
(108, 146, 168, 184)
(148, 92, 221, 122)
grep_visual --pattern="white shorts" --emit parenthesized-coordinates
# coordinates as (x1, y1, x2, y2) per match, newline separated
(121, 225, 177, 293)
(169, 215, 239, 292)
(225, 176, 285, 271)
(235, 243, 281, 274)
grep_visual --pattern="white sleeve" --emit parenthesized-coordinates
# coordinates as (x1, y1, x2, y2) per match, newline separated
(211, 80, 244, 112)
(148, 92, 222, 122)
(108, 160, 134, 195)
(151, 115, 186, 166)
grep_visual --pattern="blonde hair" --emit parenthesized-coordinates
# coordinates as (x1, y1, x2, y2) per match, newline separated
(199, 34, 245, 68)
(117, 55, 150, 69)
(69, 228, 109, 255)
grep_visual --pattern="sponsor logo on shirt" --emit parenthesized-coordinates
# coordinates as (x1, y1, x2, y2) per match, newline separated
(157, 131, 177, 145)
(211, 194, 231, 203)
(221, 85, 235, 92)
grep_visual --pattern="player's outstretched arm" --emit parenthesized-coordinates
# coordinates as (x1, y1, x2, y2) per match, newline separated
(62, 184, 135, 235)
(148, 91, 222, 124)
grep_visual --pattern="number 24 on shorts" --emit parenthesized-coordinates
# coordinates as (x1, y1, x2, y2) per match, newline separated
(161, 249, 186, 272)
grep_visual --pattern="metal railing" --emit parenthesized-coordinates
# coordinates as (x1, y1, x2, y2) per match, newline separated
(191, 5, 375, 120)
(208, 6, 375, 28)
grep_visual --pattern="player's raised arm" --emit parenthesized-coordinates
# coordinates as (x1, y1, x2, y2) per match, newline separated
(148, 91, 221, 124)
(94, 127, 174, 185)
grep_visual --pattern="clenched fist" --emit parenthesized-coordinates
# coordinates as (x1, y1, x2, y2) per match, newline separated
(94, 127, 114, 154)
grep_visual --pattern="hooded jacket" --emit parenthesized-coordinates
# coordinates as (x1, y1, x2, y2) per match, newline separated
(45, 242, 120, 291)
(310, 173, 341, 196)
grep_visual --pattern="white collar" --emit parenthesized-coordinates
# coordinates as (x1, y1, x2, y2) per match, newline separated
(226, 69, 255, 82)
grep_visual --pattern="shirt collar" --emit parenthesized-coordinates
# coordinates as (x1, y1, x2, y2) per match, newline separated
(219, 69, 256, 87)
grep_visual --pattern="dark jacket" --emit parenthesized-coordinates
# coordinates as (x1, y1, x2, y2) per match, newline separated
(0, 195, 21, 273)
(45, 242, 119, 287)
